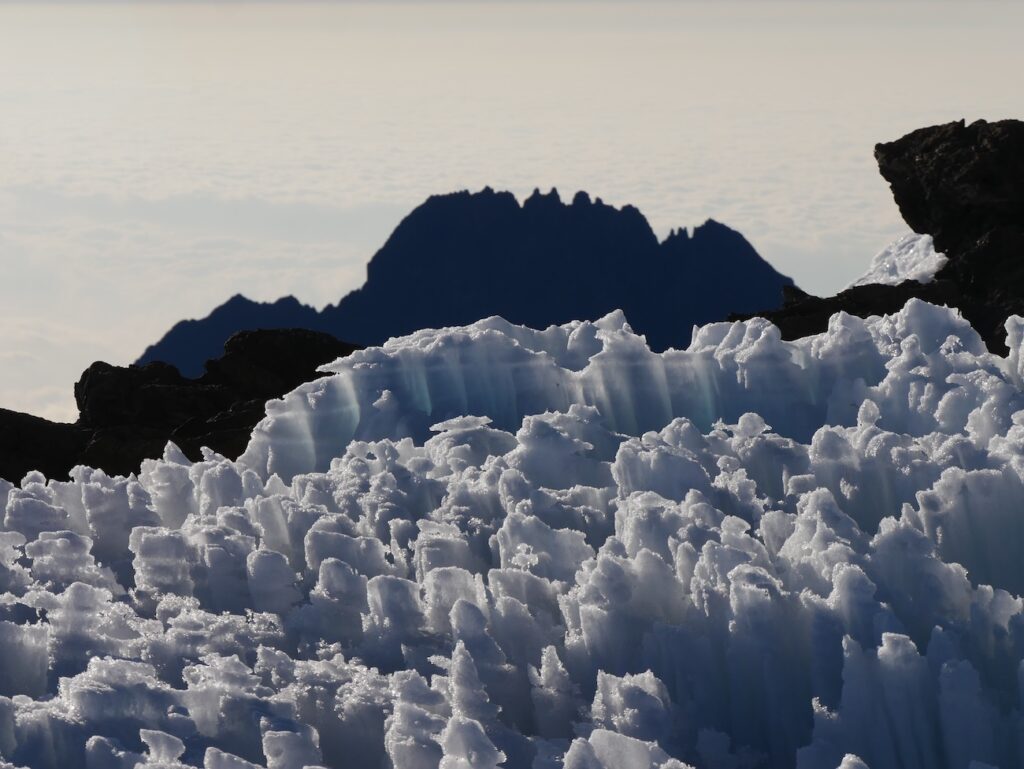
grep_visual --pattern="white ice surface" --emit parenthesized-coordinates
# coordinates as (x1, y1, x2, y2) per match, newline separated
(848, 233, 948, 288)
(6, 304, 1024, 768)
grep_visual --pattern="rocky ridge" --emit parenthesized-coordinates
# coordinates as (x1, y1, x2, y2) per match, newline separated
(740, 118, 1024, 352)
(139, 189, 795, 375)
(0, 330, 358, 482)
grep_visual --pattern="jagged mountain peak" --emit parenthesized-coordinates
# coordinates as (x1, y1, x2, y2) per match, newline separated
(140, 188, 793, 374)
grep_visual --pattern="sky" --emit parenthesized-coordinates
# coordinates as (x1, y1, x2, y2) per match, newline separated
(1, 1, 1023, 421)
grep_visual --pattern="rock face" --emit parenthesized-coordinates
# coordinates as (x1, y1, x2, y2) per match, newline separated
(744, 281, 964, 344)
(137, 295, 324, 378)
(745, 119, 1024, 351)
(139, 188, 795, 375)
(877, 119, 1024, 278)
(0, 329, 358, 482)
(0, 409, 89, 484)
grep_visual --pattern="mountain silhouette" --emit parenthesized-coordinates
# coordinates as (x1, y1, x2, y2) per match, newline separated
(138, 188, 794, 375)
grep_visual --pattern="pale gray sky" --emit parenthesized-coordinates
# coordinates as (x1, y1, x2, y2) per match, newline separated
(1, 1, 1022, 420)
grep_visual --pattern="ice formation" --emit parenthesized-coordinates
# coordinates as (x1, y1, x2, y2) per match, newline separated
(6, 302, 1024, 768)
(849, 233, 948, 288)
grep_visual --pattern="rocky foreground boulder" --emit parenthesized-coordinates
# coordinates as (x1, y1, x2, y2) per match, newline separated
(741, 118, 1024, 351)
(0, 329, 358, 482)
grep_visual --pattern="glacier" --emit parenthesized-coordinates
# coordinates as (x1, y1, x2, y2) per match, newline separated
(5, 300, 1024, 768)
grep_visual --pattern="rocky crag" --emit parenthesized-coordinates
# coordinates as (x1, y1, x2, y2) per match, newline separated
(139, 189, 795, 376)
(740, 119, 1024, 352)
(0, 330, 358, 482)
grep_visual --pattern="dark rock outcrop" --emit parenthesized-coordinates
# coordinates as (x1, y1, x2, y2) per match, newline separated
(137, 295, 324, 378)
(0, 329, 358, 482)
(0, 409, 89, 484)
(742, 119, 1024, 351)
(749, 281, 965, 343)
(139, 189, 795, 374)
(877, 119, 1024, 279)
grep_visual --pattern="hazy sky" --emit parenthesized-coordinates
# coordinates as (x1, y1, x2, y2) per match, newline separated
(2, 1, 1023, 421)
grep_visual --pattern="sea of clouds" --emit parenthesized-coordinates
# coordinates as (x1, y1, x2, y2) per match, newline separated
(9, 0, 1024, 421)
(4, 241, 1024, 767)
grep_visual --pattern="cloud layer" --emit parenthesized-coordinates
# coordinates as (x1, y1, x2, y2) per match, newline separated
(1, 1, 1022, 418)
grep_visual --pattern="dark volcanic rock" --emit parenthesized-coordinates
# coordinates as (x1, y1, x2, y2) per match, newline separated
(0, 409, 88, 484)
(75, 361, 228, 430)
(137, 294, 325, 378)
(878, 119, 1024, 344)
(750, 280, 965, 342)
(0, 329, 359, 482)
(876, 119, 1024, 271)
(742, 119, 1024, 351)
(139, 189, 795, 374)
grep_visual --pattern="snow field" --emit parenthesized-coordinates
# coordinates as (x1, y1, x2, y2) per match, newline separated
(2, 299, 1024, 768)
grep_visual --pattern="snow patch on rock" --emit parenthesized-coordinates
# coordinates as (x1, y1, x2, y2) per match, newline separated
(849, 233, 948, 288)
